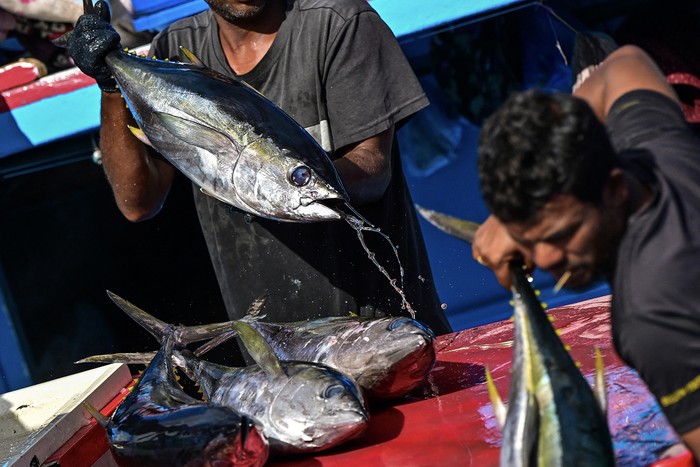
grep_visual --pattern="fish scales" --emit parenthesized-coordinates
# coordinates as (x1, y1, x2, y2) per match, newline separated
(100, 334, 269, 466)
(502, 263, 614, 466)
(175, 351, 368, 455)
(244, 316, 436, 399)
(104, 49, 348, 222)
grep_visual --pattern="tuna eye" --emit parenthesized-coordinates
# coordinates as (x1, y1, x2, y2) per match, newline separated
(324, 384, 345, 399)
(290, 166, 311, 187)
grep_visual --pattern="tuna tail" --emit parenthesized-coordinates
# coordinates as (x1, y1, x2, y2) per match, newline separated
(105, 291, 233, 345)
(193, 296, 268, 357)
(106, 290, 170, 344)
(76, 351, 156, 365)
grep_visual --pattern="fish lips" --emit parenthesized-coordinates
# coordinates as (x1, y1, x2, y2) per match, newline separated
(296, 188, 347, 222)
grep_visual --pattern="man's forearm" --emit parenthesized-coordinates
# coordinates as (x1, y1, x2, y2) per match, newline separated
(99, 91, 174, 221)
(333, 126, 393, 206)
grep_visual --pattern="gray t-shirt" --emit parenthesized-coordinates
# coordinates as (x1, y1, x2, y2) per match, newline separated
(609, 90, 700, 435)
(150, 0, 452, 334)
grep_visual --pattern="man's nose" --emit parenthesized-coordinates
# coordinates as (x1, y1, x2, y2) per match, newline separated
(532, 242, 566, 271)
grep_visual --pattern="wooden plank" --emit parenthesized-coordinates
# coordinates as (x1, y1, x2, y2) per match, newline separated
(0, 363, 132, 466)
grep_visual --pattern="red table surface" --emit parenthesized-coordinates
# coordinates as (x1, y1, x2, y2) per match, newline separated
(49, 295, 694, 466)
(269, 295, 687, 467)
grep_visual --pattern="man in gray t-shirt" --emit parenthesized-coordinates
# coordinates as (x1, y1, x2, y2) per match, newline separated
(68, 0, 452, 337)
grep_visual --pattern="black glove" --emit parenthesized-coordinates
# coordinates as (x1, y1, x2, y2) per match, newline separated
(67, 0, 122, 92)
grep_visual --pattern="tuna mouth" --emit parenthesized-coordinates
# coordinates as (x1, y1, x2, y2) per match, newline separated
(305, 197, 347, 219)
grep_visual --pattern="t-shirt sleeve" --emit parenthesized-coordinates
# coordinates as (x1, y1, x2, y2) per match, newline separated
(323, 10, 429, 150)
(606, 90, 691, 153)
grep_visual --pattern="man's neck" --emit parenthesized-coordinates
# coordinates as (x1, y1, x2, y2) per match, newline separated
(213, 0, 286, 75)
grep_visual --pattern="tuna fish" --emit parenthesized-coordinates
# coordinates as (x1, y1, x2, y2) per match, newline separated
(176, 321, 369, 454)
(197, 312, 437, 400)
(486, 262, 614, 466)
(416, 206, 615, 465)
(85, 331, 269, 466)
(101, 291, 436, 400)
(69, 0, 348, 222)
(86, 292, 369, 454)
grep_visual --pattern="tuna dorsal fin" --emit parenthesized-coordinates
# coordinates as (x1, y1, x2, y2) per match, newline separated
(127, 125, 152, 147)
(154, 111, 238, 154)
(231, 320, 287, 379)
(180, 47, 205, 66)
(485, 366, 507, 428)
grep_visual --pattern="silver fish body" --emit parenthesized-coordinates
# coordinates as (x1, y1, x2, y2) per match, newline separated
(176, 351, 369, 454)
(243, 316, 436, 399)
(103, 335, 269, 466)
(103, 291, 436, 400)
(105, 50, 348, 222)
(501, 263, 614, 466)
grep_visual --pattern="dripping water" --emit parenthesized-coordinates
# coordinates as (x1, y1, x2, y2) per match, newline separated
(340, 203, 417, 319)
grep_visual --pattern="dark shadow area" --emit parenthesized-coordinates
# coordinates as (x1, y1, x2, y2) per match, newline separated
(0, 132, 229, 386)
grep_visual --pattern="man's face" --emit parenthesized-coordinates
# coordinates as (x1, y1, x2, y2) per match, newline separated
(205, 0, 269, 21)
(504, 194, 623, 289)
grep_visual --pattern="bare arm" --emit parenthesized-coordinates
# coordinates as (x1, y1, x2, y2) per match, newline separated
(333, 126, 393, 206)
(100, 91, 175, 221)
(574, 44, 678, 121)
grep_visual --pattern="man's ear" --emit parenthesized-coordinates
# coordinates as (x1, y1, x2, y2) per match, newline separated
(602, 168, 627, 208)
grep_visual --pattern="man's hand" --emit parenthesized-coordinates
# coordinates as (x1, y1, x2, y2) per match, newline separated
(67, 0, 121, 92)
(472, 215, 531, 289)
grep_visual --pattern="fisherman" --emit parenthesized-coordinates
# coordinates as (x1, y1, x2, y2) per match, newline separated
(472, 44, 700, 459)
(65, 0, 452, 343)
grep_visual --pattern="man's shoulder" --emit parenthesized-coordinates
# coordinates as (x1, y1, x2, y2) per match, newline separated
(297, 0, 375, 19)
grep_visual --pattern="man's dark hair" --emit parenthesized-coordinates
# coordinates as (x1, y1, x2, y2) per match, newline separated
(477, 89, 618, 223)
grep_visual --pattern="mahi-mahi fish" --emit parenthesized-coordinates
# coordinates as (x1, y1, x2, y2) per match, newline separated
(85, 331, 269, 466)
(64, 0, 348, 222)
(98, 291, 436, 400)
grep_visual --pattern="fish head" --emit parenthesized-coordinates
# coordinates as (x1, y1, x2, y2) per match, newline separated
(330, 317, 437, 399)
(266, 362, 368, 453)
(233, 139, 348, 222)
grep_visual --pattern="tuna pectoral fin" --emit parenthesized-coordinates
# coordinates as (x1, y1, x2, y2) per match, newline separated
(154, 111, 238, 154)
(128, 125, 153, 147)
(230, 321, 287, 380)
(485, 366, 507, 428)
(199, 187, 232, 205)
